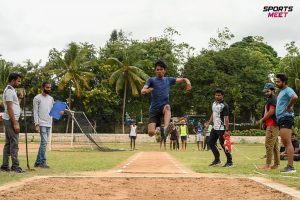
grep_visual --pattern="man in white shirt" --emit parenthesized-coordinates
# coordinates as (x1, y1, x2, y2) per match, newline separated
(1, 73, 25, 173)
(33, 82, 54, 168)
(129, 121, 137, 150)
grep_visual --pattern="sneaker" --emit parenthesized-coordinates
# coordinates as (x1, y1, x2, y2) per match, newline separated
(209, 160, 221, 166)
(280, 165, 296, 173)
(11, 167, 25, 173)
(223, 162, 234, 168)
(0, 166, 10, 172)
(40, 164, 50, 169)
(34, 163, 41, 167)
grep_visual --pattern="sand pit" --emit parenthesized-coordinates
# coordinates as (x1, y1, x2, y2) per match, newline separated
(0, 152, 298, 200)
(0, 177, 294, 200)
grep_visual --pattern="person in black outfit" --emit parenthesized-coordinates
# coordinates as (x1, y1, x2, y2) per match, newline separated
(206, 89, 233, 167)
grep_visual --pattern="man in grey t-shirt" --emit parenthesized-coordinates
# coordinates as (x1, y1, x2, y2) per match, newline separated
(1, 73, 25, 173)
(33, 82, 54, 168)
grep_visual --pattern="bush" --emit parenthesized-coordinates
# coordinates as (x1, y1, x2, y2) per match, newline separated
(295, 116, 300, 128)
(231, 129, 265, 136)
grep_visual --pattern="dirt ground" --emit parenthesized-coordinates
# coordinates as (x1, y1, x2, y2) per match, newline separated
(0, 177, 292, 200)
(0, 152, 297, 200)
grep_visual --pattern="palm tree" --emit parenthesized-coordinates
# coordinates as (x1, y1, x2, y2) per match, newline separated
(47, 42, 95, 132)
(0, 59, 12, 105)
(108, 58, 149, 134)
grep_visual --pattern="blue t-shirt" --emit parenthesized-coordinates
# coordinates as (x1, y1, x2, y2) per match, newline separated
(196, 126, 203, 136)
(145, 77, 176, 112)
(276, 87, 296, 120)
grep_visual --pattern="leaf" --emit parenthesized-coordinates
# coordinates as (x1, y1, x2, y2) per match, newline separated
(106, 57, 123, 68)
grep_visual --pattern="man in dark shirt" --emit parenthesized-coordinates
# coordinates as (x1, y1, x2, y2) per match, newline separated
(259, 83, 280, 170)
(141, 60, 192, 137)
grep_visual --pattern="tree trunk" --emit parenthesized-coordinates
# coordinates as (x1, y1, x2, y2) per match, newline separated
(233, 112, 236, 130)
(66, 83, 72, 133)
(122, 79, 128, 134)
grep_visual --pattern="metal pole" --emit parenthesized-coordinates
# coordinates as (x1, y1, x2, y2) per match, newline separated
(71, 113, 74, 147)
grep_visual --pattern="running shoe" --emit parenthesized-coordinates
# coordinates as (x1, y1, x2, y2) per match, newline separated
(280, 165, 296, 173)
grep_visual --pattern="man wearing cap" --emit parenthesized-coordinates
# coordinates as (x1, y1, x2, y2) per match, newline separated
(259, 83, 280, 170)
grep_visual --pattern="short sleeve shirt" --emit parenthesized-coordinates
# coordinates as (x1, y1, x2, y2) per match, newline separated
(145, 77, 176, 112)
(212, 101, 229, 130)
(276, 87, 296, 120)
(2, 85, 21, 120)
(264, 95, 277, 126)
(196, 126, 203, 136)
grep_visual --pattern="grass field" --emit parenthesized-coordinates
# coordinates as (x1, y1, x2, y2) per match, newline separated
(0, 142, 299, 190)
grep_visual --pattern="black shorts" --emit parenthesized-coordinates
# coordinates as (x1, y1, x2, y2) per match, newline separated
(129, 136, 136, 140)
(277, 116, 294, 129)
(170, 133, 177, 141)
(181, 136, 187, 142)
(149, 108, 164, 127)
(160, 135, 166, 142)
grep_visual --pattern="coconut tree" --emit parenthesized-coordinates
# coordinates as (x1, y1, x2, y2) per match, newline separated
(108, 58, 149, 134)
(47, 42, 96, 132)
(0, 59, 12, 105)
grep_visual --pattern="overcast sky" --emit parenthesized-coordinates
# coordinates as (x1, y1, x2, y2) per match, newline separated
(0, 0, 299, 64)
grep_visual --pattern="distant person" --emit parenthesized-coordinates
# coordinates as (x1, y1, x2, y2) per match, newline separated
(141, 60, 192, 137)
(180, 121, 189, 151)
(1, 73, 25, 173)
(194, 122, 204, 151)
(204, 122, 212, 151)
(160, 124, 167, 150)
(170, 123, 179, 150)
(129, 121, 137, 150)
(206, 89, 233, 167)
(280, 133, 300, 160)
(275, 73, 298, 173)
(258, 83, 280, 170)
(175, 124, 180, 150)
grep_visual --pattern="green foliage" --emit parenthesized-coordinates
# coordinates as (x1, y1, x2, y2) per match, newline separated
(276, 41, 300, 112)
(231, 129, 265, 136)
(1, 27, 299, 125)
(181, 36, 278, 121)
(108, 58, 149, 96)
(82, 87, 119, 115)
(208, 27, 234, 50)
(46, 42, 96, 98)
(0, 59, 13, 106)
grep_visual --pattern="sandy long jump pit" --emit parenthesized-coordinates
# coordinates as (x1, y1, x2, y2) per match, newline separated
(0, 152, 298, 200)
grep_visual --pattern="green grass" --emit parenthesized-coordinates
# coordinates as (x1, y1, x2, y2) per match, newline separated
(0, 146, 134, 186)
(169, 144, 300, 190)
(0, 142, 300, 191)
